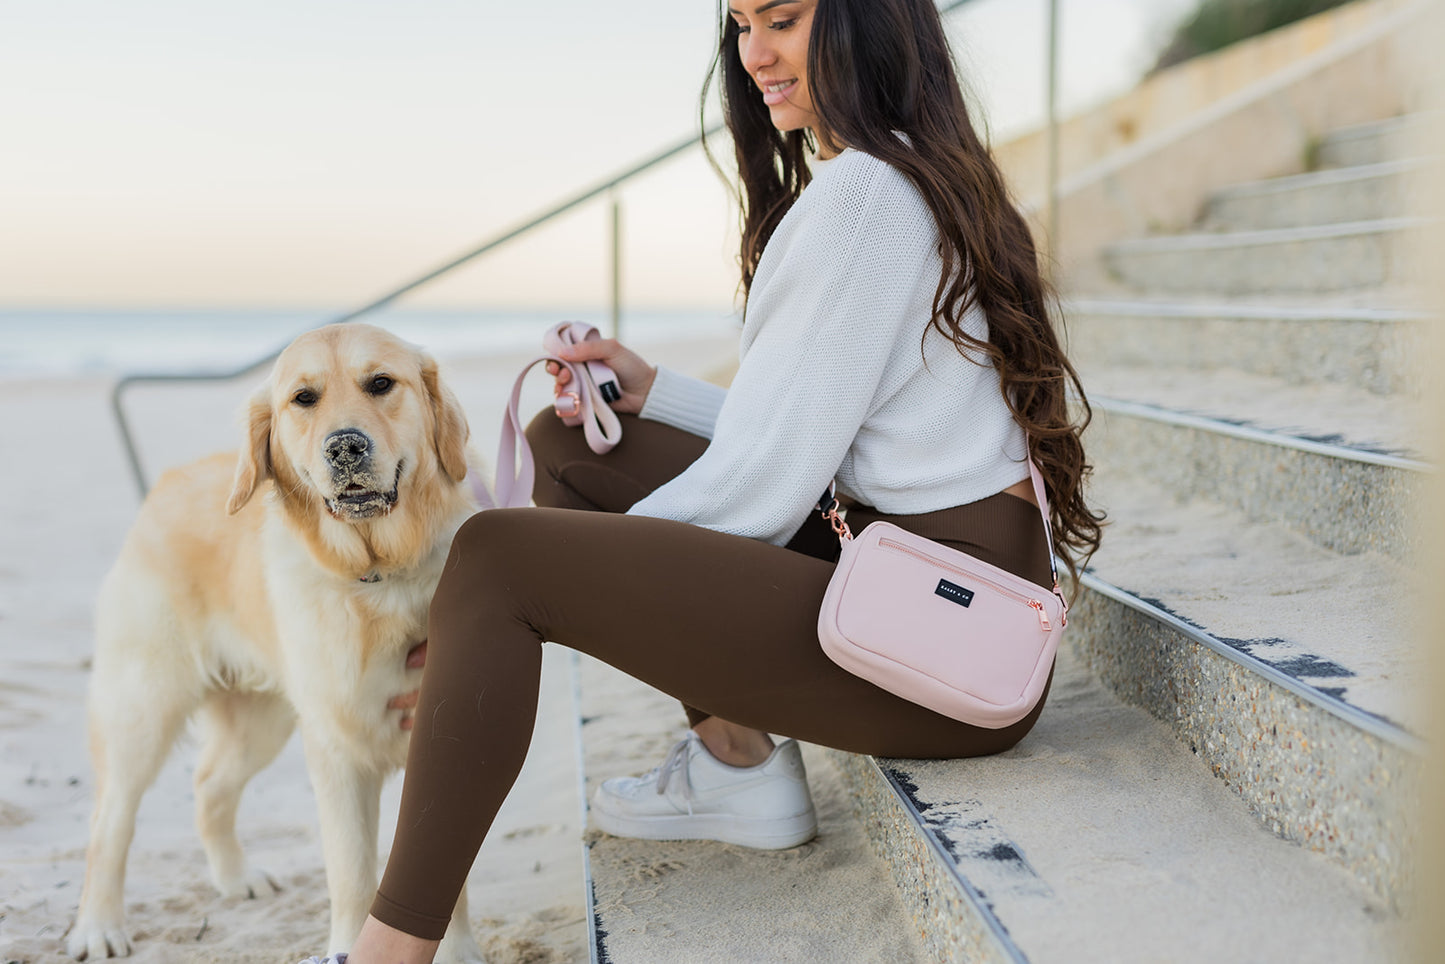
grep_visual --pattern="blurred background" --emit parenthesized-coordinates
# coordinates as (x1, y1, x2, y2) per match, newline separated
(0, 0, 1207, 375)
(0, 6, 1433, 961)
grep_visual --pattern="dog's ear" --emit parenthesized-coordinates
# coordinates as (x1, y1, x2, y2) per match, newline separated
(227, 389, 274, 514)
(421, 355, 470, 482)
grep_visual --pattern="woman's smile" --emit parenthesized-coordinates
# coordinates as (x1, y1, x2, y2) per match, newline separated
(730, 0, 820, 135)
(759, 77, 798, 106)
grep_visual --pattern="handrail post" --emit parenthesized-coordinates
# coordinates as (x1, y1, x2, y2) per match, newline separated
(1045, 0, 1060, 266)
(112, 378, 151, 497)
(610, 190, 623, 339)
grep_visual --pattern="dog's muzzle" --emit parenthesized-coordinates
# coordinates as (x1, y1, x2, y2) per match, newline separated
(322, 430, 402, 520)
(324, 430, 372, 471)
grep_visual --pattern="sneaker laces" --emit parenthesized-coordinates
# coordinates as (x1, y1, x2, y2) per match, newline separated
(653, 736, 696, 815)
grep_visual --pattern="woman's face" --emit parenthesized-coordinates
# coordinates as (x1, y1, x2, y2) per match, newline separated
(729, 0, 828, 147)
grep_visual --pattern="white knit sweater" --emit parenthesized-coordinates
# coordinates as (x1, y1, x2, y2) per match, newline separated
(628, 147, 1029, 546)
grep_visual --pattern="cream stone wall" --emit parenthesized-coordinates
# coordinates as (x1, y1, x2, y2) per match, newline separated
(996, 0, 1411, 203)
(1015, 0, 1429, 288)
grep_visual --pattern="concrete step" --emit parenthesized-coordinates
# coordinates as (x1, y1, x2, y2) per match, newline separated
(1082, 364, 1420, 458)
(1202, 159, 1422, 231)
(1316, 113, 1434, 169)
(574, 653, 930, 963)
(1071, 466, 1421, 908)
(1102, 218, 1424, 295)
(1064, 297, 1428, 396)
(1078, 367, 1424, 561)
(826, 642, 1405, 963)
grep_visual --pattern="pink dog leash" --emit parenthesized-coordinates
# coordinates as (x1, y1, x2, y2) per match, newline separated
(487, 322, 623, 509)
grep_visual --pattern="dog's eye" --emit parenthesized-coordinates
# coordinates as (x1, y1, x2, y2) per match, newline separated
(367, 375, 395, 396)
(292, 389, 318, 407)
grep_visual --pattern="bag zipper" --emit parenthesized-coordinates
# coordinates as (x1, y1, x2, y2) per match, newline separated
(877, 537, 1052, 632)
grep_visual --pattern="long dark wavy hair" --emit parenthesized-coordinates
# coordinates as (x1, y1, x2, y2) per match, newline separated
(702, 0, 1103, 581)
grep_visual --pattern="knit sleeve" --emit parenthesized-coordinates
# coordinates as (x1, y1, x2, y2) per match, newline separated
(638, 365, 728, 440)
(627, 153, 940, 544)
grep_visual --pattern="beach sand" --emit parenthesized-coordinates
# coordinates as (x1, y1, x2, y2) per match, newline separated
(0, 332, 733, 964)
(577, 654, 928, 963)
(0, 327, 926, 964)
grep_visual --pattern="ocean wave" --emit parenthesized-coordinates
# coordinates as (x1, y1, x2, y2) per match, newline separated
(0, 307, 740, 379)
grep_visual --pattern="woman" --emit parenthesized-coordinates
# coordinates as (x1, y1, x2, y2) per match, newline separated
(303, 0, 1101, 960)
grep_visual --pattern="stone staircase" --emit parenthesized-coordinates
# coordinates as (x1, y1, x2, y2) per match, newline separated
(572, 114, 1428, 962)
(1067, 112, 1428, 896)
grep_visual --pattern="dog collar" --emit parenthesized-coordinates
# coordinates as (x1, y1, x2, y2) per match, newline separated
(359, 571, 382, 584)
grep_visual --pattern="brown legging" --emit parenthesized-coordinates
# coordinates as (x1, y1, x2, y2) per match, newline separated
(371, 410, 1054, 939)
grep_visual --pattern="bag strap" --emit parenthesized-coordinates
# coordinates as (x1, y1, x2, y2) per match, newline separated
(1024, 457, 1056, 584)
(817, 450, 1067, 624)
(490, 322, 623, 509)
(1026, 457, 1068, 624)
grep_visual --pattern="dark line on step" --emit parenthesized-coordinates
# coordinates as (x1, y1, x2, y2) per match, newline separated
(593, 908, 612, 964)
(1125, 596, 1406, 734)
(881, 767, 1052, 911)
(1186, 413, 1418, 461)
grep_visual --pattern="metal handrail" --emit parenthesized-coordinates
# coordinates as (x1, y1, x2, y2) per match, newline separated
(110, 125, 721, 495)
(113, 0, 1056, 497)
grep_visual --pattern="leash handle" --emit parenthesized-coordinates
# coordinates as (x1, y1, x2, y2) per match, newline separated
(493, 322, 624, 509)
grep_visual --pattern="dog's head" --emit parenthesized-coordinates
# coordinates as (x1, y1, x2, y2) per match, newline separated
(226, 323, 470, 522)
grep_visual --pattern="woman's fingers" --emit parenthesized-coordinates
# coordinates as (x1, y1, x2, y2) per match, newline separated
(546, 360, 573, 397)
(388, 691, 419, 710)
(557, 338, 619, 362)
(386, 641, 426, 730)
(390, 688, 420, 729)
(549, 338, 655, 415)
(547, 362, 566, 401)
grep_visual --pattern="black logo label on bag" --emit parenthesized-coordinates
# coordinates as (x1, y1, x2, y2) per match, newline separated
(935, 579, 974, 608)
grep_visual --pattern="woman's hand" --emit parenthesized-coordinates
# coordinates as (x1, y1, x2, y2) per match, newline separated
(546, 338, 656, 416)
(388, 640, 428, 731)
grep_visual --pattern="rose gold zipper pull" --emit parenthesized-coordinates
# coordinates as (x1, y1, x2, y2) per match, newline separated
(1029, 599, 1050, 631)
(817, 485, 852, 542)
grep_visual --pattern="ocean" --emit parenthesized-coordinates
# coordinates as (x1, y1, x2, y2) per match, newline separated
(0, 306, 741, 380)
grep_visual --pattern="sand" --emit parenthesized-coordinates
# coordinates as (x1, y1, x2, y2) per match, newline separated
(0, 327, 926, 964)
(0, 331, 734, 964)
(576, 655, 929, 963)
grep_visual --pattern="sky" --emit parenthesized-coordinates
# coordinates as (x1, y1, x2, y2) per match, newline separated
(0, 0, 1195, 312)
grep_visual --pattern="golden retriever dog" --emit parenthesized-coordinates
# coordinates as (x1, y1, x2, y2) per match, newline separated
(68, 323, 486, 962)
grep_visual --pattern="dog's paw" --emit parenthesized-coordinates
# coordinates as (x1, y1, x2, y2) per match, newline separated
(66, 916, 132, 959)
(213, 864, 281, 900)
(434, 932, 488, 964)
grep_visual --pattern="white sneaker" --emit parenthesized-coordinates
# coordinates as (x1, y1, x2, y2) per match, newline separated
(590, 733, 817, 849)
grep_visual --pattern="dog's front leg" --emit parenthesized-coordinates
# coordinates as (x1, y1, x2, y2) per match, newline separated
(300, 733, 385, 955)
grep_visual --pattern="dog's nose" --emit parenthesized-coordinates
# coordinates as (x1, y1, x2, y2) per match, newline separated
(324, 430, 372, 469)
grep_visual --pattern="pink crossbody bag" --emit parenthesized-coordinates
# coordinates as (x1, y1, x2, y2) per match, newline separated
(490, 323, 1065, 728)
(815, 460, 1068, 728)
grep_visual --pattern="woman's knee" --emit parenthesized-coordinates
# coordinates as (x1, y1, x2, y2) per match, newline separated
(430, 509, 570, 654)
(428, 510, 552, 665)
(524, 407, 581, 466)
(440, 508, 539, 592)
(523, 409, 604, 509)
